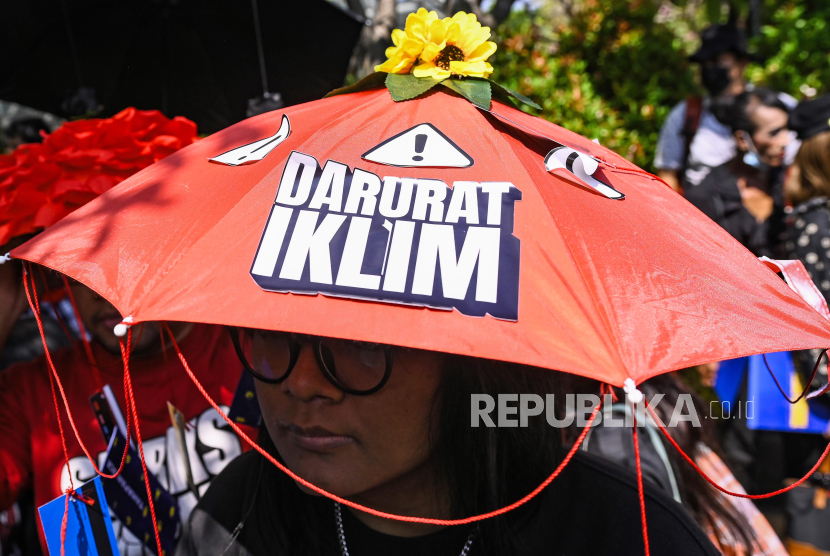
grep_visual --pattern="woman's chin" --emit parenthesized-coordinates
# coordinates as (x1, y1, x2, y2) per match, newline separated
(292, 471, 369, 499)
(282, 451, 369, 498)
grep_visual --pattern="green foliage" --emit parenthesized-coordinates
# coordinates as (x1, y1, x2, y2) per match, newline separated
(489, 81, 542, 110)
(747, 0, 830, 99)
(326, 72, 387, 98)
(490, 1, 699, 170)
(488, 0, 830, 170)
(441, 79, 492, 109)
(386, 73, 444, 101)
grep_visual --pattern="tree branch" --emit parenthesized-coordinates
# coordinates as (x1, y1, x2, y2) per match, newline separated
(465, 0, 517, 28)
(347, 0, 396, 78)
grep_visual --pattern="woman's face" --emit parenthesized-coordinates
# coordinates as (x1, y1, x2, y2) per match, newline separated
(255, 340, 444, 502)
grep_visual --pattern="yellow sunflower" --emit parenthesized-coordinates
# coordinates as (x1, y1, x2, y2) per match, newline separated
(375, 8, 442, 74)
(412, 12, 497, 80)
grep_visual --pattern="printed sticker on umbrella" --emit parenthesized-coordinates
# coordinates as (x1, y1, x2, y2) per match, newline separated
(250, 151, 521, 320)
(209, 114, 291, 166)
(544, 146, 624, 200)
(362, 123, 474, 168)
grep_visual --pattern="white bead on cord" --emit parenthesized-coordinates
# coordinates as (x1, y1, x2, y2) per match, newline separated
(0, 253, 11, 264)
(623, 378, 644, 404)
(113, 315, 135, 337)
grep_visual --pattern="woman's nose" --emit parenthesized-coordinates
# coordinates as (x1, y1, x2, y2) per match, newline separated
(280, 343, 344, 402)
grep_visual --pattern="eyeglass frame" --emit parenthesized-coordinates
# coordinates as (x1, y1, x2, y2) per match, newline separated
(227, 326, 394, 396)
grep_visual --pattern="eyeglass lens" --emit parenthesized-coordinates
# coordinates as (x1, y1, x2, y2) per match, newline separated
(236, 329, 388, 392)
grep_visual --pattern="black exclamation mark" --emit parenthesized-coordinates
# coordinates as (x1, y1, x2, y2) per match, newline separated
(412, 134, 427, 161)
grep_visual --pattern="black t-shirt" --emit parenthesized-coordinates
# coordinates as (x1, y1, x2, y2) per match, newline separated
(175, 449, 719, 556)
(684, 162, 784, 257)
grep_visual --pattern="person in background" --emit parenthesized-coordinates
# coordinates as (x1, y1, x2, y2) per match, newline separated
(654, 24, 797, 193)
(0, 278, 248, 556)
(0, 108, 246, 556)
(685, 89, 792, 534)
(585, 373, 787, 556)
(781, 95, 830, 393)
(1, 107, 198, 366)
(0, 236, 77, 371)
(684, 88, 791, 257)
(774, 93, 830, 556)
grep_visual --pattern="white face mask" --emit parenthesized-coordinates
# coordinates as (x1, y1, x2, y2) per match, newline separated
(740, 131, 769, 171)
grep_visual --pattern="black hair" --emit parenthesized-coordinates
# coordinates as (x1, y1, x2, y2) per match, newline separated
(247, 356, 592, 555)
(431, 356, 587, 552)
(637, 374, 757, 554)
(729, 88, 789, 135)
(6, 118, 50, 144)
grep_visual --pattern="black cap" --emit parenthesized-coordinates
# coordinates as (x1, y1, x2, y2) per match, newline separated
(789, 95, 830, 140)
(689, 24, 761, 63)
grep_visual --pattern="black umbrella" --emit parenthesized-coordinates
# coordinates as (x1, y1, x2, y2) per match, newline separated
(0, 0, 364, 134)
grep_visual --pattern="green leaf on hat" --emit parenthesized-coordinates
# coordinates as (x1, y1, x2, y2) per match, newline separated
(489, 80, 542, 110)
(325, 72, 388, 98)
(440, 78, 491, 110)
(385, 73, 444, 102)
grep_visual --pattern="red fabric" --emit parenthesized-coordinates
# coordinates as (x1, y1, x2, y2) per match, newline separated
(12, 88, 830, 386)
(0, 107, 198, 246)
(0, 324, 244, 552)
(761, 257, 830, 321)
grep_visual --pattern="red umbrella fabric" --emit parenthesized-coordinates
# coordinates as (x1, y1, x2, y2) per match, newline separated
(11, 86, 830, 387)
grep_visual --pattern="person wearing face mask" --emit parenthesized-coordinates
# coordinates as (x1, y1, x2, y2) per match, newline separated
(654, 24, 796, 192)
(780, 95, 830, 396)
(770, 95, 830, 555)
(684, 88, 791, 257)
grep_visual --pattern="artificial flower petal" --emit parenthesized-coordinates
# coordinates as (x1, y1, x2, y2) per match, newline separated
(0, 108, 197, 246)
(468, 41, 498, 62)
(413, 62, 451, 80)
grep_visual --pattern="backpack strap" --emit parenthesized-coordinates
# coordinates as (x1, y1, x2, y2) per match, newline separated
(680, 96, 703, 190)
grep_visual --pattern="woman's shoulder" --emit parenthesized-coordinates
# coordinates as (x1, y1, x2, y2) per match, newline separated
(512, 451, 719, 556)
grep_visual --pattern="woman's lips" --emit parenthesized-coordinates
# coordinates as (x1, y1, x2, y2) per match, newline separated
(282, 424, 355, 452)
(100, 315, 123, 331)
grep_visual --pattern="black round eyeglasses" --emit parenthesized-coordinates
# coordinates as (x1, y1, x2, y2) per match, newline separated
(228, 327, 393, 396)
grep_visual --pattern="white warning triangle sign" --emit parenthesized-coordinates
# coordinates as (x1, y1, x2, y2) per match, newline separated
(361, 123, 474, 168)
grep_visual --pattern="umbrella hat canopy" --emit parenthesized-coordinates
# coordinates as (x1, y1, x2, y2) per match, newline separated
(12, 87, 830, 386)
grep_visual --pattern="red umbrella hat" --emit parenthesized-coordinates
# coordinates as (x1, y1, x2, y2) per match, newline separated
(9, 14, 830, 555)
(10, 86, 830, 387)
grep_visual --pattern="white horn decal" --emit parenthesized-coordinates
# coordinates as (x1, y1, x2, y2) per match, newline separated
(210, 114, 291, 166)
(544, 146, 624, 200)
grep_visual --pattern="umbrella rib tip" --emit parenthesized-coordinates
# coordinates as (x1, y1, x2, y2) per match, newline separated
(623, 378, 644, 405)
(114, 315, 135, 337)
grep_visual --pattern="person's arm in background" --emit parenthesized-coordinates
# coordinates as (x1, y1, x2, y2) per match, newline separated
(0, 363, 35, 511)
(658, 170, 681, 192)
(0, 259, 29, 356)
(654, 101, 687, 193)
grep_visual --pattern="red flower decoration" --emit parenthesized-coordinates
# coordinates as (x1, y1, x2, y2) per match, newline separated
(0, 107, 198, 246)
